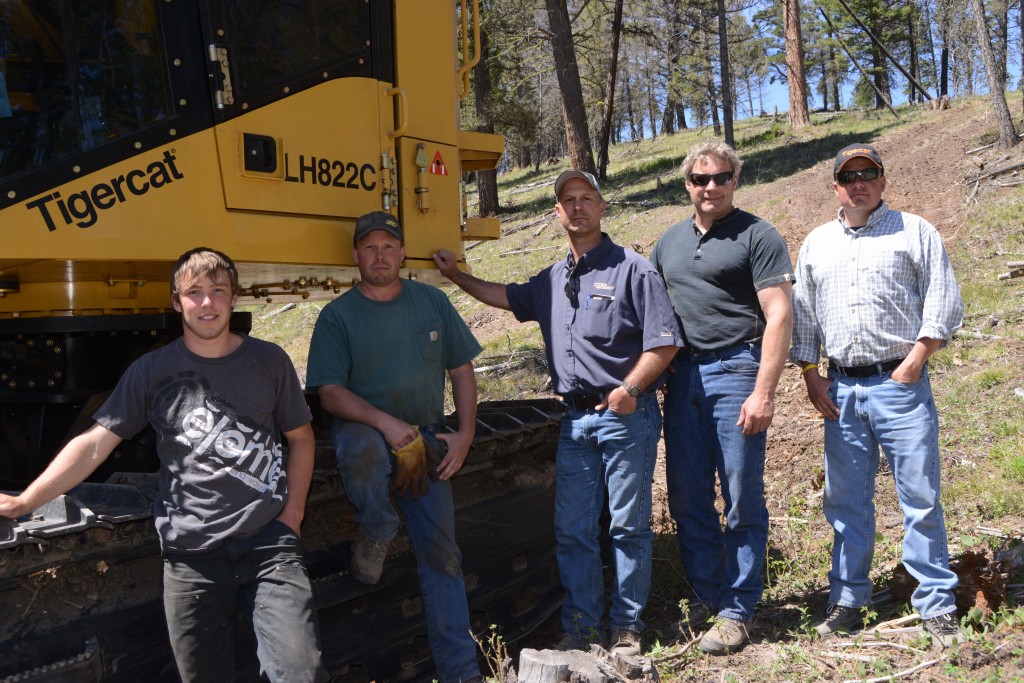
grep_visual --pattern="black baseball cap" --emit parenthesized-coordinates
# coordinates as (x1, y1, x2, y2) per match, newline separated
(353, 211, 402, 245)
(833, 144, 884, 176)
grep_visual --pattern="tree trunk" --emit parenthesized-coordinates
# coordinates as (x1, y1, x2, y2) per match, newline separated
(783, 0, 810, 128)
(624, 75, 640, 141)
(473, 15, 499, 217)
(710, 81, 721, 136)
(716, 0, 735, 144)
(645, 62, 658, 139)
(676, 102, 687, 130)
(662, 96, 676, 136)
(970, 0, 1018, 147)
(543, 0, 596, 174)
(596, 0, 624, 180)
(994, 0, 1009, 84)
(907, 11, 919, 105)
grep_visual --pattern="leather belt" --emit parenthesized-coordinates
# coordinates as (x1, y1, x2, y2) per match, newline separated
(830, 357, 904, 378)
(564, 393, 604, 411)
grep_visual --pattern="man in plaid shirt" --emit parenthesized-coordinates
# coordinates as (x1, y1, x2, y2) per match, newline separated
(791, 143, 964, 648)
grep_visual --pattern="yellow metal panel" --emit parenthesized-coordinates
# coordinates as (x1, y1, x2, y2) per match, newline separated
(458, 130, 505, 171)
(393, 1, 459, 144)
(213, 79, 387, 220)
(397, 137, 461, 264)
(463, 217, 500, 240)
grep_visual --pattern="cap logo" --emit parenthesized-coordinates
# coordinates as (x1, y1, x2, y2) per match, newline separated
(842, 148, 875, 157)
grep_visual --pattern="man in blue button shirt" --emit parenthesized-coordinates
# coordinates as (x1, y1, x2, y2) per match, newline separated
(434, 169, 682, 658)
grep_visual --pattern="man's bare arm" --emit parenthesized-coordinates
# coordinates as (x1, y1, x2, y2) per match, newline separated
(0, 423, 123, 519)
(276, 422, 316, 535)
(433, 249, 512, 310)
(317, 384, 418, 451)
(601, 345, 680, 413)
(738, 281, 793, 435)
(435, 361, 478, 480)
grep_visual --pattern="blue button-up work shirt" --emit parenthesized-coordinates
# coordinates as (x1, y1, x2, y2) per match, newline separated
(506, 234, 682, 397)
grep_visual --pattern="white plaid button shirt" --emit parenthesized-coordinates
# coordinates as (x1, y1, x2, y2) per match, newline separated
(791, 201, 964, 367)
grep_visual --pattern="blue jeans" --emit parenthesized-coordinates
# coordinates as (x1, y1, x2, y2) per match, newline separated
(663, 344, 769, 622)
(332, 421, 479, 683)
(555, 391, 660, 637)
(823, 367, 957, 619)
(162, 520, 328, 683)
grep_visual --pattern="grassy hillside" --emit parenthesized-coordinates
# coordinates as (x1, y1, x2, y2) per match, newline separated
(248, 98, 1024, 681)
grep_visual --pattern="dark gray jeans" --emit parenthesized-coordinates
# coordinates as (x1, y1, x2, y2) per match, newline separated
(162, 519, 329, 682)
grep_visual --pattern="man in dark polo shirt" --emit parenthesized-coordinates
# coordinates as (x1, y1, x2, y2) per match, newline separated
(433, 169, 682, 658)
(650, 140, 794, 655)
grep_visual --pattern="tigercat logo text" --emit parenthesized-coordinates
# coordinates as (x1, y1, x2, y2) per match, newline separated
(26, 150, 183, 232)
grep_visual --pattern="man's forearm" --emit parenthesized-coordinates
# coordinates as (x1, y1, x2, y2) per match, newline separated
(754, 318, 792, 398)
(1, 423, 121, 518)
(625, 345, 679, 390)
(448, 270, 512, 311)
(448, 363, 478, 435)
(281, 424, 316, 521)
(318, 384, 393, 432)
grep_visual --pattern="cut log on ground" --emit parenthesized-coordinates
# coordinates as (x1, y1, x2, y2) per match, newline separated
(518, 646, 660, 683)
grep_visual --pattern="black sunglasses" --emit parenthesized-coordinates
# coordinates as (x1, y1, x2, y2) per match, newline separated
(564, 275, 580, 308)
(688, 171, 734, 186)
(835, 167, 882, 185)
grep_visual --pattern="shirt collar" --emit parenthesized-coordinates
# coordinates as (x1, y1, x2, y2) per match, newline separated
(837, 200, 889, 232)
(565, 233, 613, 274)
(689, 208, 740, 236)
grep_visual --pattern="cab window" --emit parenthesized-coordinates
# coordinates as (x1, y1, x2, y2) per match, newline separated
(0, 1, 171, 184)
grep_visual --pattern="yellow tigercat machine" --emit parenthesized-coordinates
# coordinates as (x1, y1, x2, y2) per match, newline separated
(0, 3, 562, 681)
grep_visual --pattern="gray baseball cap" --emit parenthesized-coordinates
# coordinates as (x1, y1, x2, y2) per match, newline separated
(554, 169, 603, 199)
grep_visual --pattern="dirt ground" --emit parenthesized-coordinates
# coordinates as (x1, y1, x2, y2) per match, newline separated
(475, 100, 1024, 680)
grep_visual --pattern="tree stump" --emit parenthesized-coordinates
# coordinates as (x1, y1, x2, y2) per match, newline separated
(517, 646, 659, 683)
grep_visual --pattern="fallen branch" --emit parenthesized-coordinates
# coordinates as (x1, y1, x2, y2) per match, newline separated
(966, 179, 980, 204)
(970, 158, 1024, 181)
(503, 216, 551, 237)
(873, 613, 920, 630)
(499, 245, 562, 258)
(833, 641, 926, 654)
(261, 303, 296, 320)
(817, 650, 873, 663)
(966, 132, 1024, 154)
(842, 656, 943, 683)
(652, 635, 700, 663)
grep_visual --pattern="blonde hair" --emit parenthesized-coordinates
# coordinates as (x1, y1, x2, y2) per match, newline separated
(170, 247, 240, 299)
(681, 139, 743, 179)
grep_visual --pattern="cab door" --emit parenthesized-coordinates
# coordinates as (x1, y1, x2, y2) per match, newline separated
(201, 0, 393, 224)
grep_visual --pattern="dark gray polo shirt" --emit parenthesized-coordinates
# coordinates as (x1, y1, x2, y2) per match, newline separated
(650, 209, 794, 353)
(506, 234, 682, 397)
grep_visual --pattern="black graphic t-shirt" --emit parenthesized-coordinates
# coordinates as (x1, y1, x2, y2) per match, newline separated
(95, 336, 311, 553)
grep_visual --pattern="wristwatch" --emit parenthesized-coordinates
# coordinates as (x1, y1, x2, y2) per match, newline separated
(620, 381, 641, 397)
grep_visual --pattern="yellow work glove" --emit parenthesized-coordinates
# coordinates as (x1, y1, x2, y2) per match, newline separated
(391, 431, 429, 499)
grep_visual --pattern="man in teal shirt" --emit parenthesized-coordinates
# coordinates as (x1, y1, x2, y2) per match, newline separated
(306, 211, 482, 683)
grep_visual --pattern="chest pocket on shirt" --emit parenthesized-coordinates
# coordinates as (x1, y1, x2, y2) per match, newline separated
(417, 320, 443, 362)
(580, 291, 621, 341)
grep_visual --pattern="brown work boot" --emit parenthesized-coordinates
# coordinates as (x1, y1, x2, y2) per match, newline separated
(608, 629, 642, 658)
(350, 534, 390, 584)
(553, 633, 586, 651)
(698, 617, 751, 655)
